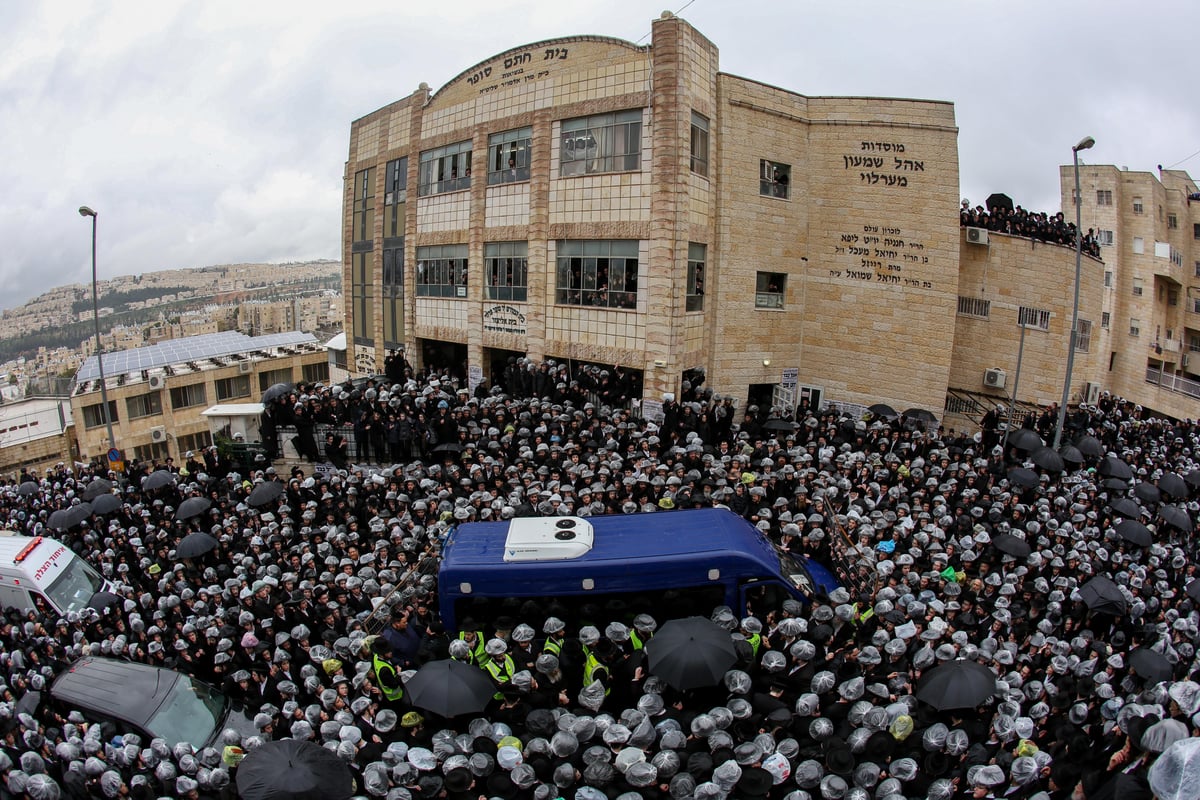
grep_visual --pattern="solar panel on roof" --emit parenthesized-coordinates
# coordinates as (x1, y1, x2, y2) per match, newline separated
(75, 330, 318, 382)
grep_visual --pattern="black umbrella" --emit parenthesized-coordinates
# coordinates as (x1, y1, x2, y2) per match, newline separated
(991, 534, 1032, 558)
(762, 418, 796, 432)
(645, 616, 737, 691)
(1098, 456, 1134, 480)
(985, 192, 1014, 213)
(432, 443, 463, 454)
(64, 503, 92, 528)
(175, 497, 212, 521)
(1006, 428, 1043, 452)
(901, 408, 937, 425)
(1187, 579, 1200, 603)
(1079, 575, 1128, 615)
(89, 494, 123, 515)
(1115, 519, 1152, 547)
(1158, 473, 1189, 500)
(236, 739, 354, 800)
(867, 403, 898, 420)
(1058, 444, 1084, 466)
(404, 659, 498, 718)
(17, 481, 39, 496)
(47, 509, 72, 531)
(916, 659, 997, 711)
(247, 481, 284, 507)
(1101, 478, 1129, 492)
(1129, 648, 1172, 684)
(1074, 435, 1105, 459)
(1186, 470, 1200, 490)
(1159, 505, 1193, 532)
(1028, 446, 1065, 473)
(261, 383, 295, 405)
(176, 532, 219, 560)
(82, 479, 113, 501)
(87, 591, 123, 614)
(142, 470, 176, 491)
(1109, 497, 1143, 519)
(1007, 468, 1039, 489)
(1133, 482, 1161, 505)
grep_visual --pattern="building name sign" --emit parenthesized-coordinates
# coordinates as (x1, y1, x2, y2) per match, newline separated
(483, 305, 527, 336)
(466, 47, 572, 96)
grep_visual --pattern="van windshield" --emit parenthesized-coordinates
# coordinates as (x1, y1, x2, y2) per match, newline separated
(44, 557, 103, 614)
(770, 542, 815, 597)
(146, 675, 226, 748)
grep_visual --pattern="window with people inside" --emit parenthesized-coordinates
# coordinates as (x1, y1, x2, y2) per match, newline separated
(555, 240, 638, 310)
(418, 142, 472, 196)
(560, 111, 642, 177)
(686, 243, 705, 311)
(760, 160, 790, 199)
(416, 245, 468, 298)
(755, 272, 786, 308)
(485, 242, 528, 302)
(488, 128, 531, 185)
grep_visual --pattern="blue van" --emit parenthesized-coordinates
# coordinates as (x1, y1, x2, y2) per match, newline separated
(438, 508, 840, 632)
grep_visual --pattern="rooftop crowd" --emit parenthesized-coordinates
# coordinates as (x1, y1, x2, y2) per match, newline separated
(2, 358, 1200, 799)
(960, 199, 1102, 258)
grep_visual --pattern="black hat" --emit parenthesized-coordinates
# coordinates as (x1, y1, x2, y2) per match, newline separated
(825, 741, 856, 776)
(443, 768, 473, 794)
(485, 772, 518, 799)
(924, 751, 950, 777)
(735, 767, 773, 797)
(687, 752, 714, 781)
(864, 731, 895, 760)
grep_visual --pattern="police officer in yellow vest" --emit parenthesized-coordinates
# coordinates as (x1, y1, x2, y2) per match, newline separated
(448, 638, 477, 665)
(629, 614, 657, 650)
(541, 617, 567, 656)
(370, 638, 404, 705)
(740, 616, 764, 657)
(481, 638, 515, 699)
(458, 627, 487, 664)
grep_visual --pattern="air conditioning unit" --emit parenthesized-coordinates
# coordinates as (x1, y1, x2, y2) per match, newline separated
(150, 426, 167, 443)
(966, 227, 989, 245)
(1084, 382, 1102, 405)
(983, 368, 1007, 389)
(147, 374, 165, 391)
(238, 361, 253, 374)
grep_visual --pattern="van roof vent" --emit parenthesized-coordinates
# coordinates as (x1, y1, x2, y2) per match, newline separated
(503, 517, 594, 562)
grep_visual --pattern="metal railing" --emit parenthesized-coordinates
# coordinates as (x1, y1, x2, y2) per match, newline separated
(1146, 366, 1200, 399)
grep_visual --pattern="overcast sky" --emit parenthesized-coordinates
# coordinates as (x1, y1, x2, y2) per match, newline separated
(1, 0, 1196, 309)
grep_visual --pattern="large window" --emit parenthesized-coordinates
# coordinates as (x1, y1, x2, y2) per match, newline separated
(351, 251, 374, 347)
(687, 243, 705, 311)
(1133, 197, 1144, 214)
(169, 383, 207, 410)
(352, 167, 375, 243)
(1129, 317, 1141, 337)
(555, 240, 639, 310)
(416, 245, 468, 298)
(755, 272, 786, 308)
(487, 128, 531, 185)
(126, 392, 162, 420)
(956, 297, 991, 318)
(383, 241, 404, 348)
(259, 368, 293, 392)
(1075, 319, 1093, 353)
(1168, 213, 1178, 230)
(1096, 190, 1112, 206)
(760, 160, 790, 199)
(82, 401, 118, 429)
(418, 141, 472, 196)
(215, 375, 251, 402)
(1133, 278, 1144, 297)
(485, 242, 528, 302)
(384, 157, 407, 239)
(1018, 306, 1051, 331)
(690, 113, 709, 177)
(302, 362, 329, 384)
(560, 110, 642, 176)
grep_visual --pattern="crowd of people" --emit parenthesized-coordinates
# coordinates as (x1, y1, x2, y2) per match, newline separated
(2, 362, 1200, 799)
(960, 199, 1102, 258)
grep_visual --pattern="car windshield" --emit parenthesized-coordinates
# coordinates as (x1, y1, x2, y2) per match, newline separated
(771, 543, 815, 597)
(145, 674, 226, 748)
(43, 557, 103, 614)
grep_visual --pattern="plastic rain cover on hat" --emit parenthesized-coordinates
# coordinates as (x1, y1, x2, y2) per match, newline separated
(1150, 737, 1200, 800)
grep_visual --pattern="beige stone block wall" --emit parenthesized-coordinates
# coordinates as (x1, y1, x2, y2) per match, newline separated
(484, 184, 530, 228)
(415, 192, 471, 233)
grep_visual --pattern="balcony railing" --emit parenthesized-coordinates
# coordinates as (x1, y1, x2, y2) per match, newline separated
(1146, 365, 1200, 399)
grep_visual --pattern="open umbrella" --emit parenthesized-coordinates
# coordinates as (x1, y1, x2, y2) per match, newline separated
(432, 443, 463, 454)
(1006, 468, 1039, 489)
(1115, 519, 1152, 547)
(1058, 444, 1084, 466)
(17, 481, 39, 496)
(1099, 456, 1134, 481)
(1188, 579, 1200, 603)
(1129, 648, 1173, 685)
(403, 659, 498, 718)
(176, 532, 219, 560)
(247, 481, 284, 507)
(142, 470, 176, 491)
(645, 616, 737, 691)
(87, 591, 122, 614)
(762, 418, 796, 432)
(1109, 497, 1143, 520)
(991, 534, 1032, 558)
(236, 739, 354, 800)
(1134, 482, 1161, 504)
(175, 497, 212, 521)
(1158, 473, 1189, 500)
(1006, 428, 1043, 452)
(901, 408, 937, 428)
(916, 659, 997, 711)
(1186, 470, 1200, 490)
(1074, 435, 1105, 459)
(47, 509, 72, 531)
(1079, 575, 1128, 616)
(1028, 446, 1065, 473)
(64, 503, 92, 528)
(985, 192, 1014, 213)
(1159, 505, 1193, 533)
(82, 479, 113, 501)
(89, 494, 123, 515)
(867, 403, 898, 420)
(1101, 478, 1129, 492)
(261, 383, 295, 405)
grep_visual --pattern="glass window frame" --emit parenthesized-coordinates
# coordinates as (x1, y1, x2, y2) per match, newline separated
(169, 383, 207, 411)
(689, 112, 709, 177)
(416, 244, 469, 298)
(686, 243, 705, 311)
(418, 141, 473, 197)
(760, 160, 791, 199)
(559, 110, 643, 177)
(755, 272, 786, 309)
(82, 401, 119, 429)
(487, 128, 532, 185)
(554, 240, 639, 310)
(214, 375, 251, 402)
(484, 242, 529, 302)
(384, 157, 408, 206)
(352, 167, 375, 244)
(125, 392, 162, 420)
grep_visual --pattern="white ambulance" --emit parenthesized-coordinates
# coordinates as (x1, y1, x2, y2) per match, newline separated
(0, 533, 115, 617)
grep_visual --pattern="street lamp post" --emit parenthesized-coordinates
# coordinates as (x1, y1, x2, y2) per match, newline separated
(1052, 136, 1096, 450)
(78, 206, 117, 455)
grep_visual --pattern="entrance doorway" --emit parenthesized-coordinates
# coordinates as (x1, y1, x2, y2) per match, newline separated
(484, 347, 526, 393)
(418, 339, 467, 380)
